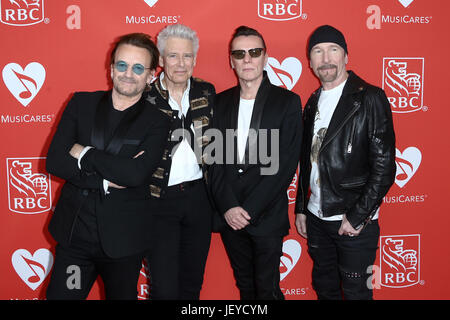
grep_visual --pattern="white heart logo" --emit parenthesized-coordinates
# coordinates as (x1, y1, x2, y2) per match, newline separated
(280, 239, 301, 281)
(265, 57, 302, 90)
(11, 248, 54, 291)
(398, 0, 414, 8)
(144, 0, 158, 7)
(2, 62, 46, 107)
(395, 147, 421, 188)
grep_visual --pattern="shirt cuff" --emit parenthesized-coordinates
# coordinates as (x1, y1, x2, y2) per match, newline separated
(77, 146, 93, 170)
(103, 179, 110, 195)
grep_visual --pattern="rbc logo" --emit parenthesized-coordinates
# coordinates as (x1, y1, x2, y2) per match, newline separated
(6, 157, 52, 214)
(287, 172, 298, 204)
(258, 0, 302, 21)
(382, 57, 425, 113)
(137, 259, 151, 299)
(0, 0, 45, 26)
(380, 234, 421, 288)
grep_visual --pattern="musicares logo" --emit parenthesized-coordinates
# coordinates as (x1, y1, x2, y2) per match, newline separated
(265, 56, 302, 90)
(12, 248, 53, 291)
(143, 0, 158, 7)
(398, 0, 414, 8)
(395, 147, 421, 188)
(366, 2, 432, 30)
(280, 239, 301, 281)
(126, 0, 179, 24)
(0, 0, 45, 26)
(2, 62, 46, 107)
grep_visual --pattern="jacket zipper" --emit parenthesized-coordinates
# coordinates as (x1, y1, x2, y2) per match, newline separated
(347, 120, 356, 154)
(318, 102, 361, 216)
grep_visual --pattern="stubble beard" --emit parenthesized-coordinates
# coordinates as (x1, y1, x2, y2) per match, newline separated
(317, 64, 338, 83)
(114, 77, 143, 98)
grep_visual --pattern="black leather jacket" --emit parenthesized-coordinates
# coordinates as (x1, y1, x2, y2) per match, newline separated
(295, 71, 396, 229)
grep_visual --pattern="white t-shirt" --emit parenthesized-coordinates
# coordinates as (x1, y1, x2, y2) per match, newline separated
(237, 98, 255, 163)
(308, 81, 346, 221)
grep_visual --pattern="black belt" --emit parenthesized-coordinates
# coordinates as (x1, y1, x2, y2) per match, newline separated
(166, 178, 203, 192)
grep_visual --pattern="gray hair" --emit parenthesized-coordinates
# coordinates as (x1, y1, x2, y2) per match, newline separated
(157, 24, 199, 56)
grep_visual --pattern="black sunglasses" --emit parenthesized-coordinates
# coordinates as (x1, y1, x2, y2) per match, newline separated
(230, 48, 265, 60)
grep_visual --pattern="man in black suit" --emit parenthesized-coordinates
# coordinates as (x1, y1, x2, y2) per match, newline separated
(210, 26, 302, 300)
(45, 33, 169, 299)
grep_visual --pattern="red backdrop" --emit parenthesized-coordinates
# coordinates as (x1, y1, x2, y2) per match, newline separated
(1, 0, 449, 300)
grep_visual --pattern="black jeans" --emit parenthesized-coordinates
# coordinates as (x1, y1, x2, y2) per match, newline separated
(46, 221, 143, 300)
(220, 228, 285, 300)
(305, 211, 380, 300)
(146, 180, 212, 300)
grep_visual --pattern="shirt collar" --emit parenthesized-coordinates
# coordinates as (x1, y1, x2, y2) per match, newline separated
(159, 72, 191, 95)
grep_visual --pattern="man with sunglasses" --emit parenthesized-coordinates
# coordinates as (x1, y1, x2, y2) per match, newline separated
(209, 26, 302, 299)
(45, 33, 169, 299)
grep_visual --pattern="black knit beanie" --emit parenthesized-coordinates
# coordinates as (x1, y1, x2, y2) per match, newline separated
(308, 25, 348, 57)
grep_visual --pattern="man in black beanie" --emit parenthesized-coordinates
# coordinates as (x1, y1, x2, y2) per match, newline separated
(295, 25, 396, 299)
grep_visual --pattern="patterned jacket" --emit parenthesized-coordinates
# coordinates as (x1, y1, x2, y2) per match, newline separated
(145, 76, 215, 199)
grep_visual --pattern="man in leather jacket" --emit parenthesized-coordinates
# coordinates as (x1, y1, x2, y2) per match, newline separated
(294, 25, 396, 300)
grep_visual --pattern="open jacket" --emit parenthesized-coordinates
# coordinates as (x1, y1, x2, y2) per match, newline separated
(295, 71, 396, 229)
(145, 76, 215, 199)
(210, 72, 302, 236)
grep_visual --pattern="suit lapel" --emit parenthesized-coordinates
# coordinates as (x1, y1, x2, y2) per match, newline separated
(320, 71, 365, 151)
(152, 77, 177, 118)
(229, 86, 240, 130)
(249, 74, 270, 132)
(91, 90, 147, 156)
(105, 95, 146, 155)
(304, 91, 319, 151)
(91, 91, 110, 151)
(228, 73, 271, 167)
(227, 87, 240, 164)
(243, 75, 271, 164)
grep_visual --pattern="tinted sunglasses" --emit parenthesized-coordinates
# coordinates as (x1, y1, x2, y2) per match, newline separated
(114, 60, 151, 75)
(230, 48, 265, 60)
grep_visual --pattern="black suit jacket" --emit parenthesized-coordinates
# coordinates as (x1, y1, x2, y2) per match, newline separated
(46, 90, 169, 258)
(210, 74, 302, 236)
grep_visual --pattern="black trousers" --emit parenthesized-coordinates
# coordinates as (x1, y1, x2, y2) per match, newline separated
(146, 180, 212, 300)
(220, 228, 285, 300)
(46, 218, 143, 300)
(305, 210, 380, 300)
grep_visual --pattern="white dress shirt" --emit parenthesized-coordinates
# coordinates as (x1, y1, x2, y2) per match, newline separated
(160, 72, 203, 186)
